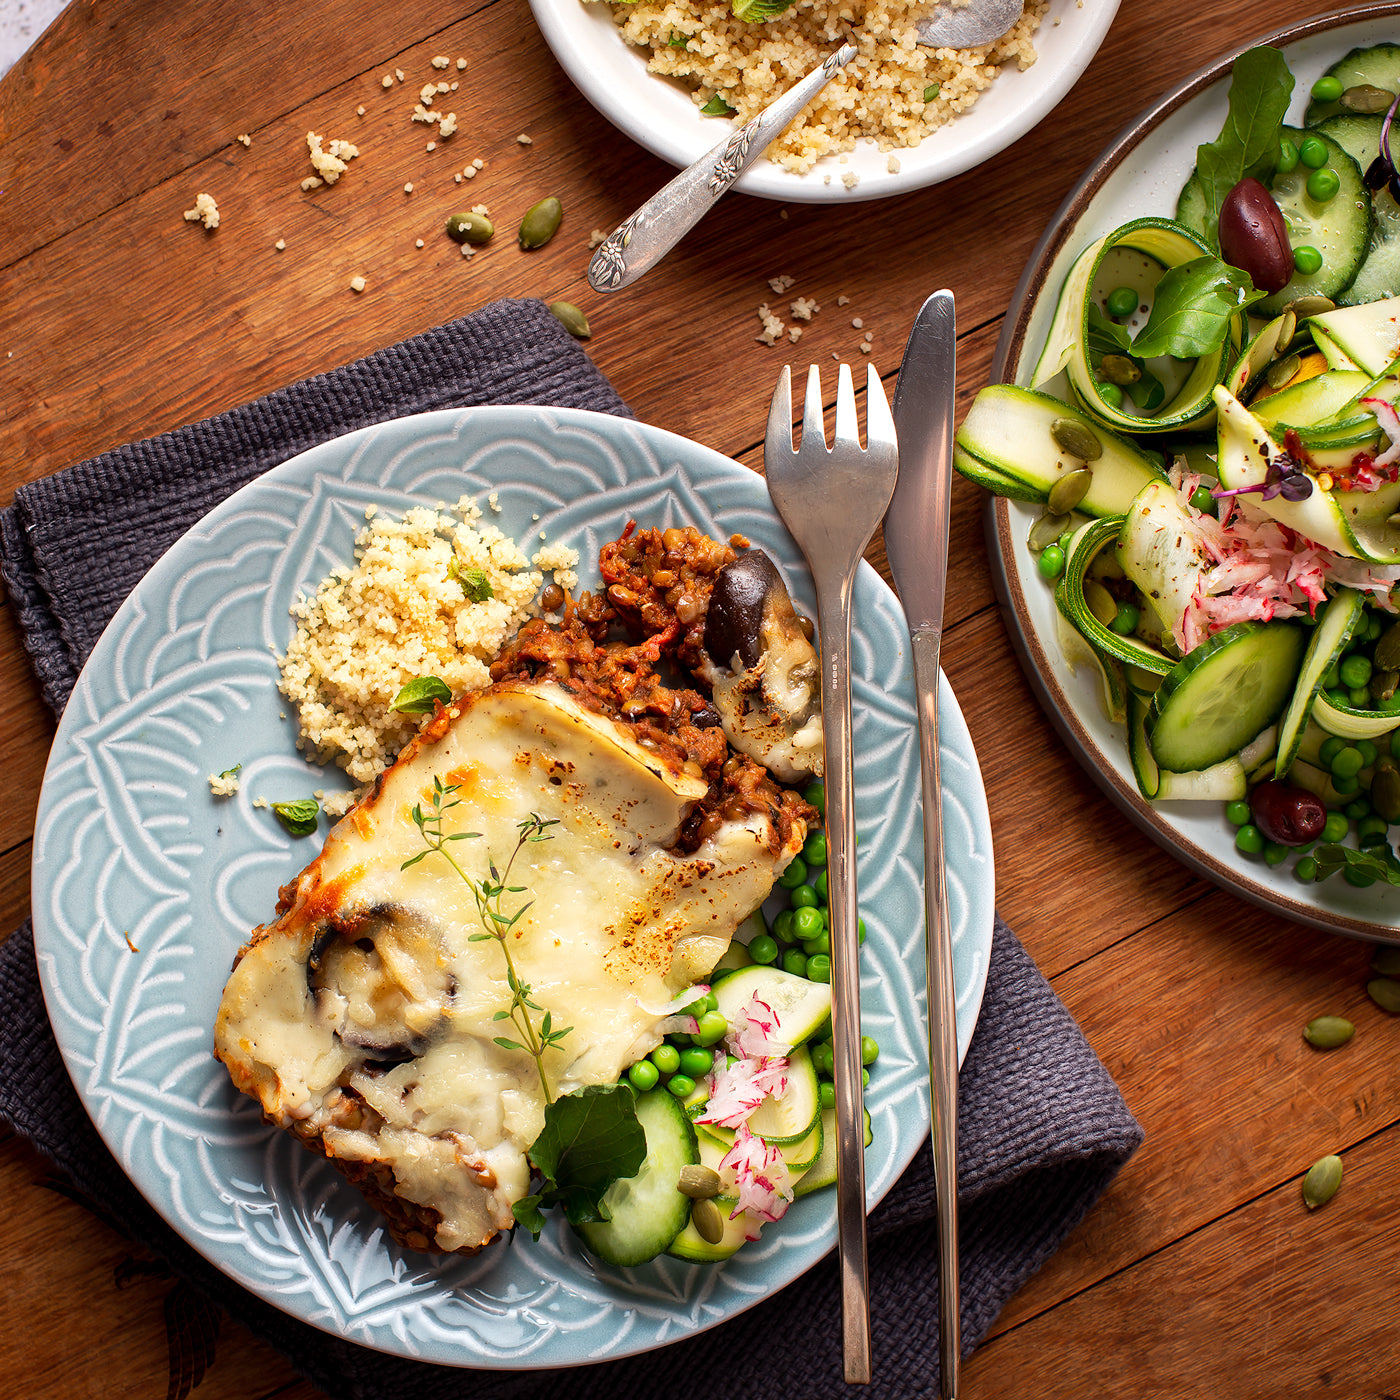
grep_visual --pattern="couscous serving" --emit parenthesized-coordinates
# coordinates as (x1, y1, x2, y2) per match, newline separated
(589, 0, 1048, 172)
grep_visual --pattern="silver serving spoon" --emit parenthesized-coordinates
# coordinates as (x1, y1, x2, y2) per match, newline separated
(916, 0, 1024, 48)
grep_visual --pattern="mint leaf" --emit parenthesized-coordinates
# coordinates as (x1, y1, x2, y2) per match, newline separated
(1129, 256, 1264, 360)
(1194, 46, 1295, 250)
(391, 676, 452, 714)
(511, 1084, 646, 1238)
(448, 558, 495, 603)
(272, 798, 320, 837)
(700, 94, 736, 118)
(1312, 843, 1400, 886)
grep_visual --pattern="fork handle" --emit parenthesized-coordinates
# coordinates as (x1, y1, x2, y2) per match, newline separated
(911, 627, 960, 1398)
(815, 568, 872, 1384)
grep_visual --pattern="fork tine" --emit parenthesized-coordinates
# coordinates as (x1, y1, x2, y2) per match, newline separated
(801, 364, 826, 453)
(766, 364, 794, 457)
(863, 362, 897, 458)
(833, 362, 860, 451)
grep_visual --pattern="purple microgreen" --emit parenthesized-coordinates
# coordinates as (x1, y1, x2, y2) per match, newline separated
(1212, 452, 1314, 503)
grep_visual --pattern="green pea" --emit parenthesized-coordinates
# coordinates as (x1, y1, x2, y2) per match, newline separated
(1264, 841, 1291, 866)
(1294, 855, 1319, 881)
(628, 1059, 660, 1091)
(778, 857, 808, 888)
(858, 918, 867, 945)
(1225, 799, 1252, 827)
(1349, 685, 1372, 708)
(790, 883, 819, 910)
(1096, 381, 1124, 408)
(811, 1041, 835, 1076)
(803, 831, 828, 867)
(819, 1081, 835, 1110)
(782, 949, 808, 977)
(862, 1067, 870, 1087)
(1345, 796, 1372, 820)
(1333, 772, 1361, 795)
(1292, 245, 1323, 275)
(1322, 811, 1350, 842)
(803, 781, 826, 813)
(667, 1073, 696, 1097)
(1331, 745, 1365, 780)
(792, 906, 825, 942)
(1235, 824, 1265, 855)
(1340, 654, 1373, 689)
(814, 868, 828, 903)
(803, 931, 831, 957)
(1358, 739, 1379, 767)
(1277, 138, 1300, 173)
(771, 910, 795, 942)
(695, 1009, 729, 1045)
(679, 1047, 715, 1077)
(1306, 167, 1341, 201)
(1358, 816, 1390, 847)
(860, 1035, 880, 1066)
(651, 1043, 681, 1074)
(1038, 543, 1066, 580)
(1188, 484, 1217, 515)
(1319, 735, 1346, 765)
(807, 953, 831, 983)
(1109, 601, 1140, 636)
(1106, 285, 1138, 318)
(1311, 75, 1344, 101)
(1299, 135, 1329, 169)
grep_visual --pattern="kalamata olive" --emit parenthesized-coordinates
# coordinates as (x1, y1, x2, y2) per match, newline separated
(1249, 780, 1327, 846)
(1218, 177, 1296, 294)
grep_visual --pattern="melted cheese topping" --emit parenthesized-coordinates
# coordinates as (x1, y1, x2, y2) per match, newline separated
(215, 680, 801, 1252)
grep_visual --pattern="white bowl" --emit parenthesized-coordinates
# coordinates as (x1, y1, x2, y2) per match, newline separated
(528, 0, 1120, 202)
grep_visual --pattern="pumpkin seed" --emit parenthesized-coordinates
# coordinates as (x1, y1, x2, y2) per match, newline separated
(1301, 1153, 1343, 1209)
(1340, 83, 1396, 113)
(519, 196, 563, 250)
(1374, 620, 1400, 672)
(1099, 353, 1140, 386)
(1372, 669, 1399, 705)
(1388, 512, 1400, 530)
(690, 1195, 725, 1243)
(1371, 765, 1400, 823)
(548, 300, 591, 340)
(1050, 417, 1103, 461)
(1084, 579, 1118, 627)
(1365, 975, 1400, 1013)
(1275, 310, 1297, 348)
(1284, 294, 1335, 318)
(1266, 352, 1301, 390)
(1048, 468, 1094, 516)
(445, 211, 494, 245)
(1371, 945, 1400, 976)
(677, 1163, 722, 1199)
(1027, 510, 1070, 552)
(1303, 1015, 1355, 1049)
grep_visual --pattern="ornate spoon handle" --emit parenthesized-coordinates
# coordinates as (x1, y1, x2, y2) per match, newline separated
(587, 43, 858, 294)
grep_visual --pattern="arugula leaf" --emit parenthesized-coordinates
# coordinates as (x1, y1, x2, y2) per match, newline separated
(1085, 303, 1134, 357)
(272, 798, 320, 837)
(1129, 256, 1265, 360)
(512, 1084, 646, 1237)
(391, 676, 452, 714)
(1194, 46, 1295, 250)
(1312, 843, 1400, 886)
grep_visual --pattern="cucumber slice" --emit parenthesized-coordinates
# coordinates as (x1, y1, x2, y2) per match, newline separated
(792, 1107, 872, 1198)
(694, 1045, 821, 1154)
(954, 385, 1167, 515)
(1305, 298, 1400, 379)
(1147, 621, 1306, 772)
(1304, 43, 1400, 126)
(1312, 691, 1400, 740)
(576, 1089, 699, 1267)
(1054, 513, 1176, 675)
(1255, 128, 1371, 315)
(1250, 370, 1374, 431)
(1309, 113, 1400, 306)
(711, 965, 832, 1048)
(1275, 588, 1366, 778)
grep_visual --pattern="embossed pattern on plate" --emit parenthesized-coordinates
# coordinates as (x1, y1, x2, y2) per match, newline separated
(32, 407, 994, 1366)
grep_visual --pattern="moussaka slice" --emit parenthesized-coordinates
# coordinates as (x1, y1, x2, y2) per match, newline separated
(215, 677, 808, 1254)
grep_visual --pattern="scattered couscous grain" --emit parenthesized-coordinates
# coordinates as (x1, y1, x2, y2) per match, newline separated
(790, 296, 819, 320)
(305, 131, 359, 186)
(768, 274, 795, 293)
(432, 55, 450, 68)
(183, 192, 220, 229)
(589, 228, 609, 249)
(277, 500, 579, 785)
(517, 133, 533, 145)
(237, 133, 251, 147)
(208, 769, 241, 797)
(440, 113, 458, 137)
(275, 238, 286, 250)
(382, 74, 394, 88)
(589, 0, 1047, 173)
(756, 302, 785, 345)
(350, 275, 367, 292)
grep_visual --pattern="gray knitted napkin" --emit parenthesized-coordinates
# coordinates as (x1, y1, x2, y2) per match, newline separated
(0, 297, 1143, 1400)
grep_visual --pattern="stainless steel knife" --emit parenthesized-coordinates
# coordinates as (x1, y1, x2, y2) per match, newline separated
(884, 287, 961, 1399)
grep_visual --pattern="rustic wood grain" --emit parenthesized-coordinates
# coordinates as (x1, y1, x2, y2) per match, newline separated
(3, 0, 1397, 1395)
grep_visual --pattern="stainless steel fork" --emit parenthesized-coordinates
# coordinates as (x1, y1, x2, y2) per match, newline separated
(765, 363, 899, 1384)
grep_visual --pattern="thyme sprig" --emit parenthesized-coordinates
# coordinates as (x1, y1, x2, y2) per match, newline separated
(403, 778, 568, 1100)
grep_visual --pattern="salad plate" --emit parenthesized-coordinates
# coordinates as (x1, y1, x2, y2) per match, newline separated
(527, 0, 1118, 203)
(988, 3, 1400, 939)
(30, 405, 995, 1366)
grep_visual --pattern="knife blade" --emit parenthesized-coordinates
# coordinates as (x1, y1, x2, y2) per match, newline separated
(884, 288, 961, 1399)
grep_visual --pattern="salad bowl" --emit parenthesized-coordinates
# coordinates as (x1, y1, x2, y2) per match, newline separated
(987, 2, 1400, 939)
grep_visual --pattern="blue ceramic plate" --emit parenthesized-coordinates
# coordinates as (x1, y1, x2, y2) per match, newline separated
(31, 406, 994, 1366)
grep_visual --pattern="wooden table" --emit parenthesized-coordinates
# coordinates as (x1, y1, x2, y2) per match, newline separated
(3, 0, 1398, 1395)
